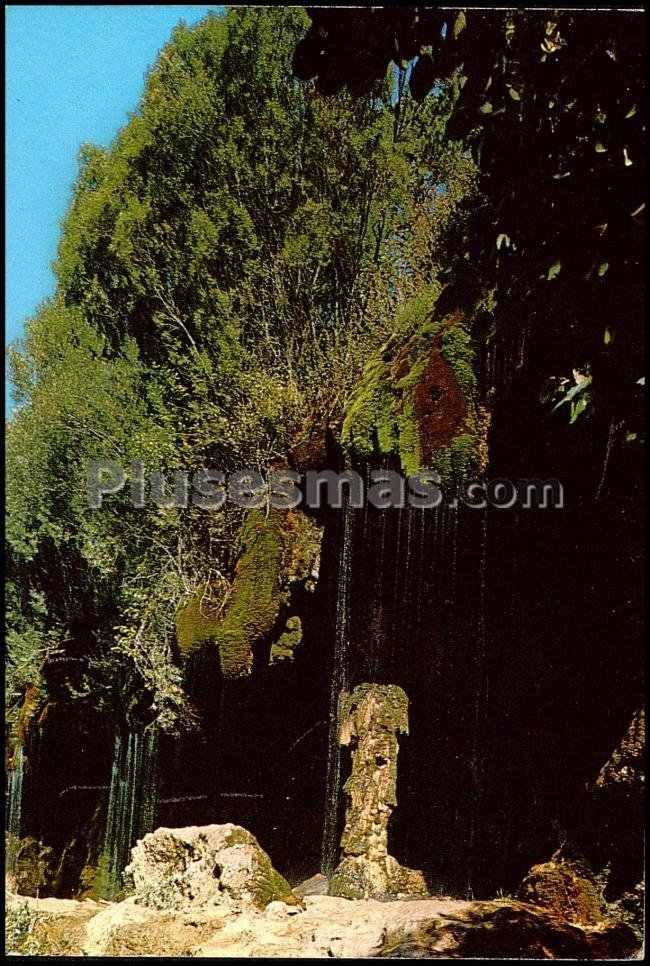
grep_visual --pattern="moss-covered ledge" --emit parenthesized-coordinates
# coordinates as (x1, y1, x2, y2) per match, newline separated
(341, 285, 488, 484)
(175, 509, 321, 677)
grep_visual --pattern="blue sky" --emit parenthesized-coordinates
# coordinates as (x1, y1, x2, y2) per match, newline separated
(5, 4, 220, 407)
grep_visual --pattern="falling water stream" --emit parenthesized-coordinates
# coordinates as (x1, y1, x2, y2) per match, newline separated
(321, 497, 353, 875)
(6, 745, 25, 871)
(98, 728, 158, 896)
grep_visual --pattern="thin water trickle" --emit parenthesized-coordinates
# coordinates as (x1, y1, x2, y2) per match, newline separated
(392, 507, 404, 629)
(6, 745, 25, 871)
(450, 501, 459, 608)
(321, 499, 353, 875)
(415, 507, 427, 637)
(466, 507, 489, 895)
(403, 506, 414, 628)
(7, 745, 24, 840)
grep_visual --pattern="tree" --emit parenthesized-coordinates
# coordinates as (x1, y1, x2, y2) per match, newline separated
(6, 7, 470, 735)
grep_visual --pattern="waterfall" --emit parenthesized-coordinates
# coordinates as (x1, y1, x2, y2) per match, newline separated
(97, 728, 158, 897)
(6, 745, 25, 872)
(321, 497, 353, 875)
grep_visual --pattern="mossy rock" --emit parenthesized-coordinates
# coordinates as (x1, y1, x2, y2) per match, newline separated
(124, 824, 301, 912)
(328, 855, 428, 900)
(176, 510, 321, 676)
(339, 683, 409, 739)
(270, 616, 303, 664)
(341, 286, 484, 483)
(13, 684, 42, 749)
(519, 859, 608, 926)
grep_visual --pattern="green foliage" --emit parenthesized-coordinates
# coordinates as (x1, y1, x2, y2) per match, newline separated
(550, 369, 593, 424)
(6, 6, 471, 731)
(440, 325, 476, 398)
(342, 285, 482, 482)
(4, 901, 45, 956)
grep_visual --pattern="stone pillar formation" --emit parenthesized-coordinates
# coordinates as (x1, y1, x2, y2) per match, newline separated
(328, 683, 428, 899)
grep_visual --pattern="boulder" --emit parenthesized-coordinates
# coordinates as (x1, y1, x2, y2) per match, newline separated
(11, 837, 55, 897)
(519, 858, 607, 925)
(123, 823, 300, 912)
(293, 871, 329, 897)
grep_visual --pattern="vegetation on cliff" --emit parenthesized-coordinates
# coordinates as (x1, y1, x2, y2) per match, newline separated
(6, 7, 472, 735)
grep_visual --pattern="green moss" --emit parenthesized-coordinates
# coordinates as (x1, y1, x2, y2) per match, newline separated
(176, 510, 285, 676)
(92, 849, 127, 901)
(248, 857, 299, 909)
(394, 283, 441, 336)
(342, 286, 481, 483)
(440, 325, 476, 398)
(176, 510, 321, 677)
(214, 511, 285, 676)
(431, 431, 480, 488)
(270, 616, 303, 664)
(328, 859, 368, 899)
(341, 683, 409, 735)
(341, 359, 396, 459)
(395, 399, 422, 478)
(14, 684, 42, 748)
(224, 827, 256, 848)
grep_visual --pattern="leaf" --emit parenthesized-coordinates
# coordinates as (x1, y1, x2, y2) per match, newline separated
(598, 261, 609, 277)
(569, 395, 588, 423)
(453, 11, 467, 39)
(508, 86, 521, 101)
(603, 326, 613, 345)
(547, 260, 562, 280)
(479, 101, 493, 114)
(625, 105, 637, 119)
(496, 233, 510, 250)
(552, 373, 592, 412)
(594, 142, 607, 153)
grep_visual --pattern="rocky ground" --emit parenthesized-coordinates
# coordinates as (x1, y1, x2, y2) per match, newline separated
(5, 887, 641, 958)
(5, 824, 642, 959)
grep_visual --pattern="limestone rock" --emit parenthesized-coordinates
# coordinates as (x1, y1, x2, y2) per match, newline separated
(123, 824, 300, 912)
(329, 853, 428, 901)
(328, 684, 427, 900)
(5, 890, 103, 956)
(293, 871, 329, 897)
(5, 889, 639, 958)
(519, 858, 607, 925)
